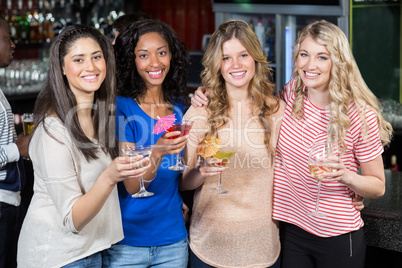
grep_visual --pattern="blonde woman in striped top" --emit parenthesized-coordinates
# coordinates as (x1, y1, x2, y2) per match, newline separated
(272, 20, 392, 268)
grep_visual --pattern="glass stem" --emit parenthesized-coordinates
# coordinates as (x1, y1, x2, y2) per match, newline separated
(139, 176, 146, 192)
(176, 153, 182, 165)
(314, 181, 322, 213)
(217, 173, 222, 193)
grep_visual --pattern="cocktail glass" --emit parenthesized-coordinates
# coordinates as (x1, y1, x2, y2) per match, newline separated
(121, 145, 154, 198)
(167, 120, 193, 171)
(212, 148, 235, 194)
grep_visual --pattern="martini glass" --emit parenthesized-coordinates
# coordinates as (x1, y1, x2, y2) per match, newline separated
(121, 145, 154, 198)
(212, 148, 235, 194)
(307, 139, 339, 217)
(167, 120, 193, 171)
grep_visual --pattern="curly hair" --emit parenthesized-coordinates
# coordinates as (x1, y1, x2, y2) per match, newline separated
(291, 20, 392, 148)
(114, 19, 188, 107)
(33, 24, 118, 160)
(202, 19, 280, 155)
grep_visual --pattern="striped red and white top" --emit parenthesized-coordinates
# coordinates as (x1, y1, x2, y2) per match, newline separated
(273, 78, 384, 237)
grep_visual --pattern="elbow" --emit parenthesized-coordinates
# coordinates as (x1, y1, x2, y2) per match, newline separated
(370, 183, 386, 199)
(178, 180, 189, 191)
(373, 186, 385, 199)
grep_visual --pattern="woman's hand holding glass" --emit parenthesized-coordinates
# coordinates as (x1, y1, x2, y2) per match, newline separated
(319, 156, 354, 185)
(153, 131, 189, 159)
(105, 154, 151, 184)
(197, 157, 226, 179)
(312, 149, 365, 212)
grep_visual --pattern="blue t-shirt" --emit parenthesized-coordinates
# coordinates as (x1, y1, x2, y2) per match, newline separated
(116, 96, 188, 246)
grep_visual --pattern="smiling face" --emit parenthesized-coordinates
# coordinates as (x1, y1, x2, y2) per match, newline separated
(220, 37, 255, 91)
(296, 36, 332, 93)
(62, 37, 106, 100)
(134, 32, 171, 90)
(0, 19, 15, 68)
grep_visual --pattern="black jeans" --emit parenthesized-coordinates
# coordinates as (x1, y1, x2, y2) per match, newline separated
(280, 222, 366, 268)
(0, 202, 25, 268)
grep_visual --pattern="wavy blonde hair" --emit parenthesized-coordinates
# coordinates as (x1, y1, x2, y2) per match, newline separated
(291, 20, 392, 149)
(201, 19, 280, 155)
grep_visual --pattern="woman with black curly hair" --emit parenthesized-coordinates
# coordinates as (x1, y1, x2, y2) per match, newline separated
(103, 19, 190, 267)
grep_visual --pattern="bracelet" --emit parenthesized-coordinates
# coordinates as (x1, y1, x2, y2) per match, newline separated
(143, 173, 157, 184)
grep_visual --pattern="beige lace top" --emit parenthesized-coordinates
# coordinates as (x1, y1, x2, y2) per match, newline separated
(183, 101, 285, 268)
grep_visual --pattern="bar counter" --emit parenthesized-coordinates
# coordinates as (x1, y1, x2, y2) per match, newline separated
(362, 170, 402, 252)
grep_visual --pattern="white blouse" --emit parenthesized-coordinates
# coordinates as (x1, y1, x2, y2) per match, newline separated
(17, 117, 123, 268)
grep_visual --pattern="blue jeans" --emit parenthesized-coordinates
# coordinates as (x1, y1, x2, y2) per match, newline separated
(103, 238, 188, 268)
(62, 252, 102, 268)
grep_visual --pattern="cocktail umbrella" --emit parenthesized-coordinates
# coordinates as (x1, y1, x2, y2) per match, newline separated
(198, 137, 222, 158)
(152, 114, 176, 134)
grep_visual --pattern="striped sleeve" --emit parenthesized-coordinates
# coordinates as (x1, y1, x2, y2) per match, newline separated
(0, 102, 17, 168)
(279, 78, 297, 104)
(0, 108, 9, 167)
(354, 109, 383, 163)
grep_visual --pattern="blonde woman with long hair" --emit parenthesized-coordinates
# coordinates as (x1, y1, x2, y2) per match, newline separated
(273, 20, 392, 268)
(181, 20, 285, 267)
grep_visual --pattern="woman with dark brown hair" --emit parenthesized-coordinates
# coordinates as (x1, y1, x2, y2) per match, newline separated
(17, 24, 150, 268)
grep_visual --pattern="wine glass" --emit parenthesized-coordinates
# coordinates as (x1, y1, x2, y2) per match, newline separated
(167, 120, 193, 171)
(211, 147, 236, 194)
(307, 139, 339, 217)
(121, 145, 154, 198)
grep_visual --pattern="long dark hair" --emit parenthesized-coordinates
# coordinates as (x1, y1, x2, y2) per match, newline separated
(114, 19, 188, 107)
(33, 24, 118, 160)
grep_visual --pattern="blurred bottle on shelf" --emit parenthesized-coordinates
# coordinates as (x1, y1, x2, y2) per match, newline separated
(52, 0, 66, 36)
(90, 0, 122, 41)
(43, 0, 55, 43)
(1, 0, 125, 45)
(249, 17, 254, 32)
(11, 8, 22, 43)
(64, 0, 74, 26)
(21, 10, 31, 44)
(4, 0, 13, 38)
(29, 0, 43, 43)
(255, 15, 265, 52)
(265, 17, 275, 62)
(75, 12, 82, 25)
(0, 0, 127, 97)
